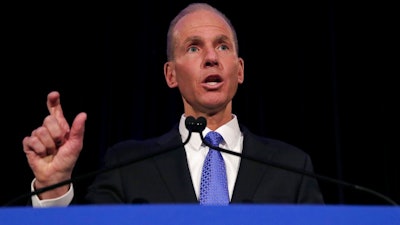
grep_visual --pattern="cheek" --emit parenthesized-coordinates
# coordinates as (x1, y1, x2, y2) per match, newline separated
(230, 80, 239, 93)
(174, 63, 197, 84)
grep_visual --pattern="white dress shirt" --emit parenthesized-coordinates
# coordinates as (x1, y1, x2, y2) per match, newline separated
(178, 114, 243, 200)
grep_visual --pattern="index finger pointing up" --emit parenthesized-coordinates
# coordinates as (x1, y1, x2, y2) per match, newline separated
(46, 91, 64, 119)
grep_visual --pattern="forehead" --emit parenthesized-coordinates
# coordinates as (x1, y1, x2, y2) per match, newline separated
(173, 9, 233, 40)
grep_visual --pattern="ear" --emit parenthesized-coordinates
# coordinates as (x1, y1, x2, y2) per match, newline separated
(164, 61, 178, 88)
(237, 57, 244, 84)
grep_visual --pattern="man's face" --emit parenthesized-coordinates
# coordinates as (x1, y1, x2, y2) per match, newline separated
(164, 9, 244, 115)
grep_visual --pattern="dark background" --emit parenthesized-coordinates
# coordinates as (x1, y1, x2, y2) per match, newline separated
(2, 0, 398, 206)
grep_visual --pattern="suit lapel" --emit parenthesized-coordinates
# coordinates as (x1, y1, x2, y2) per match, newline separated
(153, 128, 198, 203)
(231, 129, 276, 203)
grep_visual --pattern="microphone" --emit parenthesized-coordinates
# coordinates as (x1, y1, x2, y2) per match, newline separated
(185, 116, 206, 133)
(186, 116, 398, 206)
(182, 116, 206, 145)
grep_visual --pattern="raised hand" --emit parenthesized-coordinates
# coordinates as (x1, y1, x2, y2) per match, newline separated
(22, 91, 87, 199)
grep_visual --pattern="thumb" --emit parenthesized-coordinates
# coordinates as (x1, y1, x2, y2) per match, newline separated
(68, 112, 87, 147)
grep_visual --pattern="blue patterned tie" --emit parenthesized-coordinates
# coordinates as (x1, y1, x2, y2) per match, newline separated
(199, 131, 229, 205)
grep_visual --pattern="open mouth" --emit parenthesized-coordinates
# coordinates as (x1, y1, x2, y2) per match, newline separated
(204, 75, 222, 85)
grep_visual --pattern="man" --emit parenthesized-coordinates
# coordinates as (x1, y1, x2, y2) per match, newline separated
(22, 3, 324, 206)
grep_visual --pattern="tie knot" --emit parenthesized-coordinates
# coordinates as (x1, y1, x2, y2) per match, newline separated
(205, 131, 224, 147)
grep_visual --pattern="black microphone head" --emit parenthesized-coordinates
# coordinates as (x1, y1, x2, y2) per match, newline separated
(185, 116, 196, 132)
(194, 117, 206, 132)
(185, 116, 207, 133)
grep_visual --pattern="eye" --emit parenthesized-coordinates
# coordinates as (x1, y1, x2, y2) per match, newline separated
(188, 46, 199, 53)
(218, 44, 229, 51)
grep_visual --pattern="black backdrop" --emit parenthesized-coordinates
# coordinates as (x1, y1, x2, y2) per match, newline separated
(2, 0, 398, 206)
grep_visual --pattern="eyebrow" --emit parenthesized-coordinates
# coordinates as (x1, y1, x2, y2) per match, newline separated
(215, 34, 230, 43)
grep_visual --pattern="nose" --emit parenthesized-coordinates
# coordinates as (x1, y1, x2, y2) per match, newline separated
(203, 48, 219, 67)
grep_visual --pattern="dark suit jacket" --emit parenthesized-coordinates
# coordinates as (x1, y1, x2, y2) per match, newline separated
(84, 124, 324, 204)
